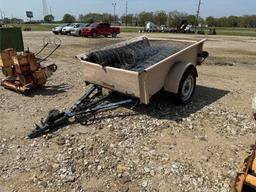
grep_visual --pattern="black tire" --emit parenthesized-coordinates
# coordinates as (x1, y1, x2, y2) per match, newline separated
(79, 31, 82, 36)
(92, 32, 97, 38)
(112, 32, 117, 38)
(175, 68, 197, 105)
(104, 35, 109, 38)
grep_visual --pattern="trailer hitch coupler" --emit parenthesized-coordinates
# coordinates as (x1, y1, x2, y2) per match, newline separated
(198, 51, 209, 59)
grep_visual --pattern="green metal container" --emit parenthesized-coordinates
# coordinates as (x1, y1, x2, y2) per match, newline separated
(0, 27, 24, 52)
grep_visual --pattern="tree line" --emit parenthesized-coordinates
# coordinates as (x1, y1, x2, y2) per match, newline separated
(63, 11, 201, 27)
(63, 11, 256, 28)
(1, 10, 256, 28)
(206, 15, 256, 28)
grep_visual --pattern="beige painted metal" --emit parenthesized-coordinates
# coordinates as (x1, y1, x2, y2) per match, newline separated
(80, 62, 141, 98)
(78, 38, 207, 104)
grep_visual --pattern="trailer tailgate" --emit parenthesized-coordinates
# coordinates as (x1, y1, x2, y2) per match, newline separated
(81, 61, 141, 97)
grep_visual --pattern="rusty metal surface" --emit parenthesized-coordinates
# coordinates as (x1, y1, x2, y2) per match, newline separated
(253, 95, 256, 120)
(1, 79, 32, 93)
(0, 48, 57, 93)
(235, 143, 256, 192)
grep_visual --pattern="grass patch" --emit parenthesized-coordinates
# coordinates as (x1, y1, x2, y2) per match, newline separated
(120, 26, 143, 33)
(10, 24, 58, 31)
(215, 27, 256, 36)
(5, 24, 256, 37)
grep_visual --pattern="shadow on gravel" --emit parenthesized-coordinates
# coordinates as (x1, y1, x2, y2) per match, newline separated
(30, 112, 138, 139)
(131, 85, 230, 121)
(26, 83, 73, 97)
(27, 85, 229, 138)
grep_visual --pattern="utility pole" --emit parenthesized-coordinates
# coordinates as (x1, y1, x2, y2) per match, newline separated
(112, 2, 116, 24)
(0, 9, 3, 20)
(125, 1, 128, 26)
(0, 9, 3, 26)
(0, 9, 5, 25)
(42, 0, 48, 18)
(196, 0, 202, 26)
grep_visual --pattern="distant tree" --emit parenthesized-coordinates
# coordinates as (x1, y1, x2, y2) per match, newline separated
(217, 17, 228, 27)
(78, 13, 113, 24)
(133, 14, 139, 26)
(3, 17, 10, 24)
(206, 16, 215, 26)
(242, 15, 256, 27)
(154, 11, 168, 26)
(10, 18, 23, 24)
(198, 17, 205, 26)
(227, 16, 239, 27)
(187, 15, 197, 26)
(120, 14, 133, 26)
(168, 11, 187, 27)
(44, 14, 54, 23)
(78, 14, 84, 22)
(102, 13, 114, 23)
(62, 13, 76, 23)
(138, 11, 154, 26)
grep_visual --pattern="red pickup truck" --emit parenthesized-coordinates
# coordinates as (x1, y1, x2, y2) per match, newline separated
(81, 23, 120, 38)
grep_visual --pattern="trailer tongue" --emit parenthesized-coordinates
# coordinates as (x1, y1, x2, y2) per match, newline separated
(28, 84, 134, 138)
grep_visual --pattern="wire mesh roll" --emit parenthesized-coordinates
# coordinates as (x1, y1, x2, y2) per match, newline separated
(86, 37, 150, 68)
(86, 36, 181, 71)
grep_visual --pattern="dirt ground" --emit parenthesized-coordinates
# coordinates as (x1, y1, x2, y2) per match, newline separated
(0, 32, 256, 192)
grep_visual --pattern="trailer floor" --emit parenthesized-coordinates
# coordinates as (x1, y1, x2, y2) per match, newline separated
(0, 32, 256, 192)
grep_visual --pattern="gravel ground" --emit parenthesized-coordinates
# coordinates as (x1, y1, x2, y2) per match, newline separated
(0, 32, 256, 192)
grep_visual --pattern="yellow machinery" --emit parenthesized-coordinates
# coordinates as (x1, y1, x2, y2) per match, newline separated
(235, 143, 256, 192)
(0, 48, 57, 93)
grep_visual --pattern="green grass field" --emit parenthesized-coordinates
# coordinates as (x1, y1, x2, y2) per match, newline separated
(12, 24, 58, 31)
(8, 24, 256, 37)
(215, 27, 256, 36)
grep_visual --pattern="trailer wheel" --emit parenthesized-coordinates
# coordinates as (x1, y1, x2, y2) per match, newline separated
(112, 32, 117, 38)
(75, 113, 96, 126)
(92, 32, 97, 38)
(176, 68, 197, 105)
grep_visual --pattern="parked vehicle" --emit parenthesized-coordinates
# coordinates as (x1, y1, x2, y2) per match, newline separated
(52, 24, 70, 35)
(61, 23, 80, 35)
(145, 22, 159, 32)
(71, 23, 90, 36)
(81, 23, 120, 38)
(160, 25, 172, 33)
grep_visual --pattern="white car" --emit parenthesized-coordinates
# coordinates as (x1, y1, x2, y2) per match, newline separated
(70, 23, 89, 36)
(52, 24, 70, 35)
(61, 23, 79, 35)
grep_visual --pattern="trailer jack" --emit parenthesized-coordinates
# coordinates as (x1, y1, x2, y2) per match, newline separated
(28, 84, 134, 139)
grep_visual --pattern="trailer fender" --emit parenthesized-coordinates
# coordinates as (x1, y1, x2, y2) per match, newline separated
(164, 62, 197, 94)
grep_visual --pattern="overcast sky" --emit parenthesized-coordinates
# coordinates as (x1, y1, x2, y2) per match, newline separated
(0, 0, 255, 21)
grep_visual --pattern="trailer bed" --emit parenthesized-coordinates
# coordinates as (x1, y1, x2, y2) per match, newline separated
(77, 37, 207, 104)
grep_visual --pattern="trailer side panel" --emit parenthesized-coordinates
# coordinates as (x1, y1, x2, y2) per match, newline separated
(82, 62, 141, 97)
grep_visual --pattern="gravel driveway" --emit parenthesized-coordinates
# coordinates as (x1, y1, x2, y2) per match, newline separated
(0, 32, 256, 192)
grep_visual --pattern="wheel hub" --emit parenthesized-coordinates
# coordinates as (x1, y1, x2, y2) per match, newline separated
(181, 75, 194, 101)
